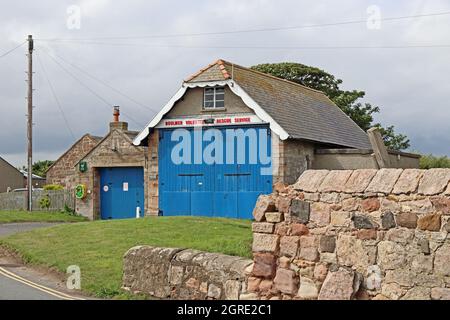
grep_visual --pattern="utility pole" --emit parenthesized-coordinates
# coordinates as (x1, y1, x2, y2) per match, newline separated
(27, 35, 33, 211)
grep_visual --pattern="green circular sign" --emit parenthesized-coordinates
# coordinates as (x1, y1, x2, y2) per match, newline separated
(75, 184, 86, 199)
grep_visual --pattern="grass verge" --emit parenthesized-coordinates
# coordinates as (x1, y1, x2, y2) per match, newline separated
(0, 217, 252, 298)
(0, 211, 87, 223)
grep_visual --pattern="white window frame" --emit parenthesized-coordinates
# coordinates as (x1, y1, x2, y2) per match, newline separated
(203, 86, 225, 109)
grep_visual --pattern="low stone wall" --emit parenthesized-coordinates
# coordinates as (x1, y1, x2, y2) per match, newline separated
(122, 246, 252, 300)
(250, 169, 450, 300)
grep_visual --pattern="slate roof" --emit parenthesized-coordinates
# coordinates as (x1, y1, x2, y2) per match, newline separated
(186, 60, 371, 149)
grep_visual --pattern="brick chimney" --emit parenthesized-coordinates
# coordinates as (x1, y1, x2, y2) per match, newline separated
(109, 106, 128, 132)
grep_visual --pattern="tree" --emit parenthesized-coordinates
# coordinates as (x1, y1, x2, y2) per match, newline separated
(251, 62, 410, 150)
(20, 160, 55, 178)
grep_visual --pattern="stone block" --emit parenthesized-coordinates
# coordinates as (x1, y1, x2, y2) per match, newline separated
(277, 196, 292, 214)
(259, 279, 273, 292)
(361, 198, 380, 212)
(297, 277, 318, 299)
(310, 202, 331, 226)
(280, 236, 300, 258)
(274, 268, 298, 295)
(377, 241, 405, 270)
(381, 211, 396, 229)
(294, 170, 329, 192)
(341, 198, 360, 211)
(385, 228, 414, 244)
(392, 169, 423, 194)
(289, 200, 310, 224)
(431, 288, 450, 300)
(247, 277, 261, 293)
(253, 195, 275, 222)
(336, 235, 373, 272)
(434, 244, 450, 276)
(344, 169, 378, 193)
(318, 268, 356, 300)
(320, 192, 340, 204)
(239, 293, 258, 300)
(401, 287, 431, 300)
(252, 233, 279, 253)
(352, 214, 377, 229)
(265, 212, 283, 223)
(224, 280, 241, 300)
(278, 256, 291, 269)
(418, 169, 450, 195)
(366, 169, 403, 194)
(299, 235, 319, 262)
(290, 223, 309, 236)
(313, 264, 328, 281)
(395, 212, 417, 229)
(417, 214, 441, 231)
(318, 170, 353, 193)
(252, 222, 274, 234)
(330, 211, 351, 227)
(252, 253, 276, 277)
(430, 196, 450, 214)
(319, 235, 336, 253)
(357, 229, 377, 240)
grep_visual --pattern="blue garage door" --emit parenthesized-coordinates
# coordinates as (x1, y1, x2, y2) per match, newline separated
(159, 125, 272, 219)
(100, 167, 144, 220)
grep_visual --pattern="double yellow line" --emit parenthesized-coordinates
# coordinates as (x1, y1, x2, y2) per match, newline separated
(0, 266, 85, 300)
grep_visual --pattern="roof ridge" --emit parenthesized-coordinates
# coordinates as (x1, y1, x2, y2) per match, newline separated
(184, 59, 230, 82)
(219, 59, 327, 96)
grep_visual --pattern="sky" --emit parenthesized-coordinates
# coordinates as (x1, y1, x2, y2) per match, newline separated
(1, 0, 449, 167)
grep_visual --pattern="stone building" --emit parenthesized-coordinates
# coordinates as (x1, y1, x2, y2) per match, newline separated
(134, 59, 417, 219)
(46, 134, 102, 188)
(73, 107, 147, 220)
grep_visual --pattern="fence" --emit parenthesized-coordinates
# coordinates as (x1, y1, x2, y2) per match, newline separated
(0, 189, 75, 211)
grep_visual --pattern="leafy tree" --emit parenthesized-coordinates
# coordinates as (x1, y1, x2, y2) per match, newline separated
(251, 62, 410, 150)
(419, 154, 450, 169)
(20, 160, 55, 178)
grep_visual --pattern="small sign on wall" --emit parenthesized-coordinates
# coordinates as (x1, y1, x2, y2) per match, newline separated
(123, 182, 129, 192)
(79, 161, 87, 173)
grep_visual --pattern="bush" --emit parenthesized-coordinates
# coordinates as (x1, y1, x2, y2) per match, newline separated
(43, 184, 64, 191)
(39, 195, 51, 209)
(420, 154, 450, 169)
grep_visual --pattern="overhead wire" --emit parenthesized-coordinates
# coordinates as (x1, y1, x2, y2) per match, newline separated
(35, 51, 77, 140)
(0, 41, 26, 58)
(45, 49, 158, 114)
(34, 10, 450, 41)
(38, 47, 144, 127)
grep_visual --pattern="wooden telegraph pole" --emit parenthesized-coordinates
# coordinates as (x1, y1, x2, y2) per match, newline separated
(27, 35, 33, 211)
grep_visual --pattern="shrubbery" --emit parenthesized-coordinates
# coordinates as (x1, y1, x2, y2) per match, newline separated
(420, 154, 450, 169)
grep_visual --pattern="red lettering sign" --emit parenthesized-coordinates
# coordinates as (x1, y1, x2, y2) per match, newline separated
(217, 118, 232, 124)
(235, 117, 251, 123)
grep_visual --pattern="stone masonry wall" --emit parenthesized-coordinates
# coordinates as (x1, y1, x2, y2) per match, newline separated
(46, 134, 100, 188)
(122, 246, 252, 300)
(249, 169, 450, 300)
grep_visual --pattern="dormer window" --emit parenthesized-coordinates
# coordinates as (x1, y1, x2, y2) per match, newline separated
(204, 86, 225, 109)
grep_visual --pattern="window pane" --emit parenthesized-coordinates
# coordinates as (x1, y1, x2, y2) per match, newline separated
(215, 93, 225, 101)
(204, 101, 214, 108)
(205, 95, 214, 101)
(215, 87, 225, 93)
(205, 88, 215, 94)
(215, 100, 225, 108)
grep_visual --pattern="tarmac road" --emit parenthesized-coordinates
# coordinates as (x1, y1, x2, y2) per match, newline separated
(0, 222, 85, 300)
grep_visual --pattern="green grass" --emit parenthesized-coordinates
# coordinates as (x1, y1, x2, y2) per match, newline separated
(0, 211, 87, 223)
(0, 217, 252, 298)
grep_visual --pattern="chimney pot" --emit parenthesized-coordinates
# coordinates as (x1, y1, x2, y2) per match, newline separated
(113, 106, 120, 122)
(110, 106, 128, 132)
